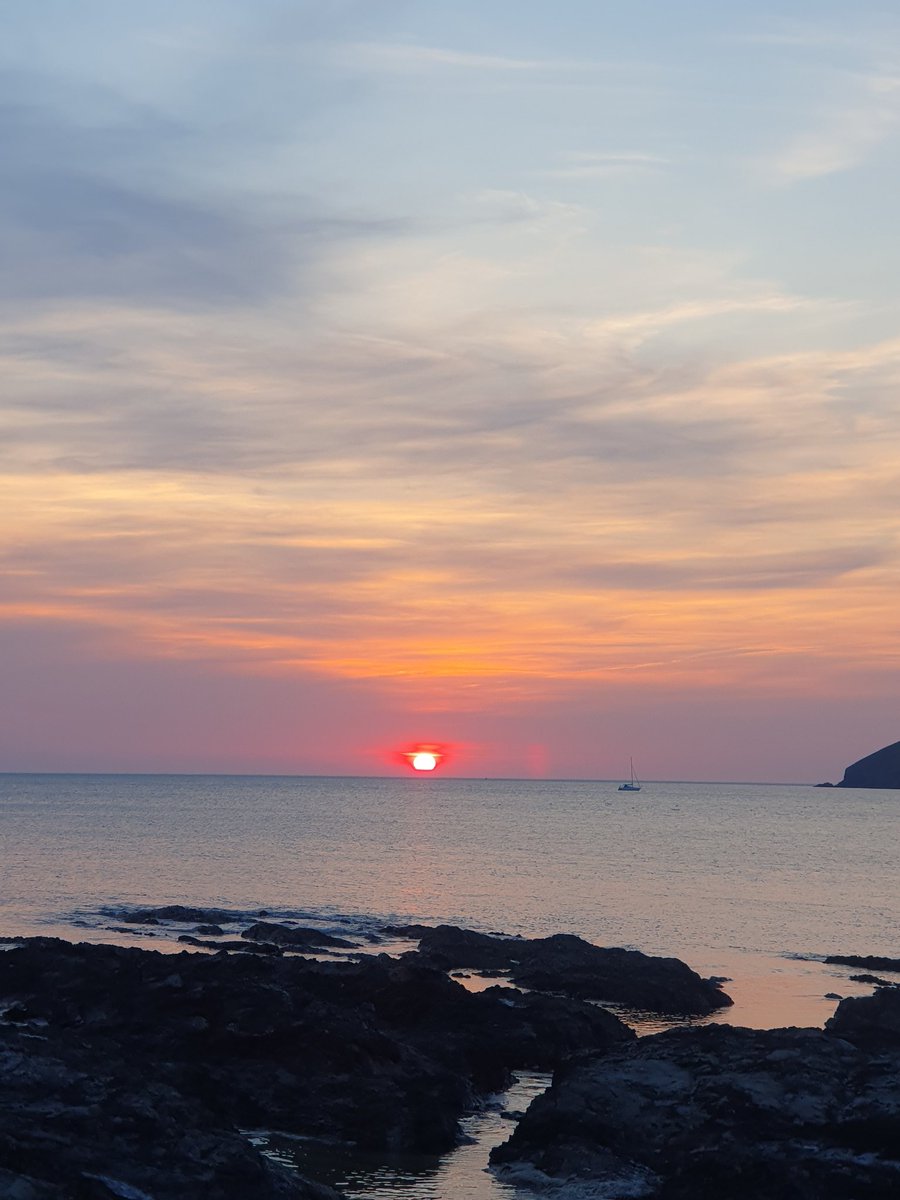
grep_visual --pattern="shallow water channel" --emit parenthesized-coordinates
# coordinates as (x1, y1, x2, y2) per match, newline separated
(248, 1072, 551, 1199)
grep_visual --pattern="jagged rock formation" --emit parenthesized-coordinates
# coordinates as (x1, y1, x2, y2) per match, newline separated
(838, 739, 900, 789)
(492, 991, 900, 1199)
(0, 936, 633, 1196)
(394, 924, 732, 1015)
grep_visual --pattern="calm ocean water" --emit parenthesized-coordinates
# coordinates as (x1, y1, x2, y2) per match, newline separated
(2, 773, 898, 1198)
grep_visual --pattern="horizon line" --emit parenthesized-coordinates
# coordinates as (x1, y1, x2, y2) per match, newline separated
(0, 770, 824, 786)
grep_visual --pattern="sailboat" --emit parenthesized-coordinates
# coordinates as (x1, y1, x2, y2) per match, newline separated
(618, 758, 641, 792)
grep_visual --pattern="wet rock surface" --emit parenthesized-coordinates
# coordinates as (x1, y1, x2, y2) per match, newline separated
(8, 926, 892, 1198)
(491, 996, 900, 1199)
(408, 925, 732, 1015)
(240, 920, 355, 949)
(177, 934, 286, 954)
(0, 937, 633, 1196)
(108, 913, 732, 1018)
(824, 952, 900, 973)
(848, 972, 898, 988)
(113, 910, 355, 955)
(0, 1027, 334, 1200)
(119, 906, 240, 925)
(827, 983, 900, 1043)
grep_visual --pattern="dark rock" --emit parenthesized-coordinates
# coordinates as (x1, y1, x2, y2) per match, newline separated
(837, 739, 900, 789)
(0, 939, 466, 1156)
(491, 1023, 900, 1198)
(416, 926, 518, 970)
(354, 960, 634, 1091)
(240, 921, 355, 949)
(263, 951, 633, 1093)
(0, 935, 633, 1193)
(177, 935, 284, 955)
(0, 1167, 63, 1198)
(380, 923, 450, 939)
(1, 999, 33, 1022)
(195, 924, 224, 936)
(121, 906, 236, 925)
(458, 986, 634, 1089)
(0, 1024, 338, 1199)
(824, 952, 900, 973)
(414, 926, 731, 1015)
(848, 973, 898, 987)
(78, 1175, 158, 1200)
(827, 985, 900, 1044)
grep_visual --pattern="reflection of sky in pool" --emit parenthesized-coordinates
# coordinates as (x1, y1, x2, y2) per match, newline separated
(248, 1072, 551, 1200)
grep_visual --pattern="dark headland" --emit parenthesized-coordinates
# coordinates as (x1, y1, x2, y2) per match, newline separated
(1, 915, 899, 1198)
(818, 737, 900, 788)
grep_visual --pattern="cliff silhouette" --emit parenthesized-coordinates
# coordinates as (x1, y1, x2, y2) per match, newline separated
(838, 739, 900, 789)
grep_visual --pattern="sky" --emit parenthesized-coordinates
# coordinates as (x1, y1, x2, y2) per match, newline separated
(2, 0, 900, 782)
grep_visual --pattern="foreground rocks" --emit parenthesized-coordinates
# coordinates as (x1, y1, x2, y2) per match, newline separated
(828, 983, 900, 1043)
(6, 926, 892, 1198)
(492, 988, 900, 1199)
(0, 1029, 336, 1200)
(0, 937, 633, 1196)
(111, 909, 732, 1018)
(401, 925, 732, 1015)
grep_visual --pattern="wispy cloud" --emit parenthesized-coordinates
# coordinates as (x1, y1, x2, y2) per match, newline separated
(0, 75, 408, 314)
(726, 20, 900, 55)
(767, 71, 900, 181)
(541, 150, 671, 179)
(341, 41, 575, 73)
(583, 293, 819, 342)
(3, 1, 900, 774)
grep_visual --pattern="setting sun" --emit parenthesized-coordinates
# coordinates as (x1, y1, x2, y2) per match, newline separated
(397, 743, 449, 773)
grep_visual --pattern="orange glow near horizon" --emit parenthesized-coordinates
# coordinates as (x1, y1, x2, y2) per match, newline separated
(6, 462, 900, 711)
(6, 373, 900, 781)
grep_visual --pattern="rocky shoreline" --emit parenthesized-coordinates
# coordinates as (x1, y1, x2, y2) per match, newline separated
(491, 994, 900, 1198)
(0, 916, 897, 1198)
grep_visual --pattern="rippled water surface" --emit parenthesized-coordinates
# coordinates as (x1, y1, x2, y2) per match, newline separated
(2, 773, 898, 1198)
(3, 774, 896, 974)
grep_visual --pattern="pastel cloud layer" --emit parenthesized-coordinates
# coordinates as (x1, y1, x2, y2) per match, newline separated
(2, 1, 899, 781)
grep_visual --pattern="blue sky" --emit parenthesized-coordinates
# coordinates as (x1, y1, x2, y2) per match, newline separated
(2, 2, 900, 780)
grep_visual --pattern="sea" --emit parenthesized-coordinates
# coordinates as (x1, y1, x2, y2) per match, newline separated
(2, 773, 898, 1198)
